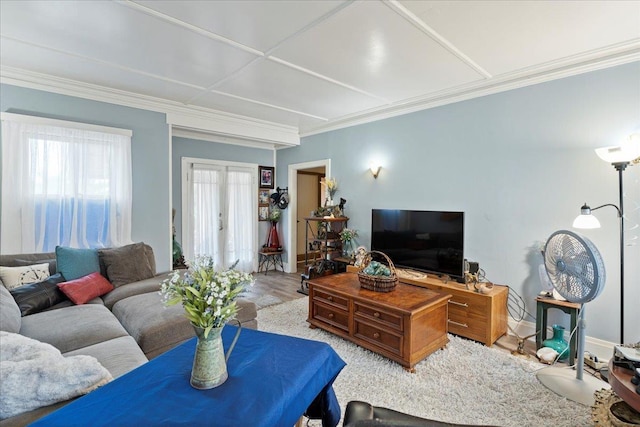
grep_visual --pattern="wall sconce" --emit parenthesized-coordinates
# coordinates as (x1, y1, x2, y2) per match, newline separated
(369, 164, 381, 179)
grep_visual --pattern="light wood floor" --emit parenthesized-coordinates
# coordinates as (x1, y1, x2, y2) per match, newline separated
(250, 267, 541, 360)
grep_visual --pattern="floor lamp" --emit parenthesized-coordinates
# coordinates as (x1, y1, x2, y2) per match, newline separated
(572, 133, 640, 345)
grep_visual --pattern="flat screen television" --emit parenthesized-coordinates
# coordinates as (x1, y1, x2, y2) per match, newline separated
(371, 209, 465, 282)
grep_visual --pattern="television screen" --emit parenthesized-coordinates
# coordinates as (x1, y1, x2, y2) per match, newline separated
(371, 209, 465, 281)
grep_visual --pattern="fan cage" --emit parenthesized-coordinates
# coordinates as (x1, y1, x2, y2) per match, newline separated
(543, 230, 605, 304)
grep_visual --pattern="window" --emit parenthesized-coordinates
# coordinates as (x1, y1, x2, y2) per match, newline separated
(1, 113, 133, 253)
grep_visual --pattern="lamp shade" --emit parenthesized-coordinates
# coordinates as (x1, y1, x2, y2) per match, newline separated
(595, 133, 640, 163)
(573, 214, 601, 229)
(573, 203, 601, 229)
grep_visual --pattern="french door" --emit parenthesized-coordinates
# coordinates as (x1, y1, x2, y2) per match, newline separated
(182, 159, 258, 273)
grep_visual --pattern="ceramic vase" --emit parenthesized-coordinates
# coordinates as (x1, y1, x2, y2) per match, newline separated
(264, 221, 280, 250)
(342, 240, 354, 258)
(542, 324, 569, 361)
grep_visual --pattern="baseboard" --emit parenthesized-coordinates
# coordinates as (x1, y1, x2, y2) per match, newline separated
(507, 318, 615, 362)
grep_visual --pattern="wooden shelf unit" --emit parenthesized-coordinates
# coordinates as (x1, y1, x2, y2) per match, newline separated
(299, 217, 349, 295)
(347, 266, 508, 346)
(307, 273, 450, 371)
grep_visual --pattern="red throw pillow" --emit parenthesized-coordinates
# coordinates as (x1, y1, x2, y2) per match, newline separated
(57, 272, 114, 305)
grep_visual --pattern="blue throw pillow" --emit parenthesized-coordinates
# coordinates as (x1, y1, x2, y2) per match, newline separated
(55, 246, 100, 281)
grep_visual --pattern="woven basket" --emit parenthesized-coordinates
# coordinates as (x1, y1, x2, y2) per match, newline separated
(357, 251, 398, 292)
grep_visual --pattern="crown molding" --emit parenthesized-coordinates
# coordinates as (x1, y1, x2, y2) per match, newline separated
(300, 43, 640, 137)
(172, 126, 277, 150)
(0, 66, 300, 147)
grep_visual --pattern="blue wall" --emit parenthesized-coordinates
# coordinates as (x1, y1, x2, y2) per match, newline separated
(1, 84, 172, 272)
(278, 62, 640, 344)
(171, 136, 273, 243)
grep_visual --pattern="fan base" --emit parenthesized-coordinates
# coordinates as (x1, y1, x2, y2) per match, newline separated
(537, 367, 610, 406)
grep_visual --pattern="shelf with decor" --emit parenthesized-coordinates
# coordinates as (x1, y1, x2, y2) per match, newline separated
(299, 216, 349, 295)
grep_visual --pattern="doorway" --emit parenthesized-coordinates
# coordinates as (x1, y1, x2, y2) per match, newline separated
(285, 159, 331, 273)
(181, 158, 258, 272)
(296, 167, 326, 265)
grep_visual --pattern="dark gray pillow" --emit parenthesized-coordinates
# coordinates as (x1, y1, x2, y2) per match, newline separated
(9, 273, 68, 316)
(99, 243, 154, 287)
(0, 284, 21, 333)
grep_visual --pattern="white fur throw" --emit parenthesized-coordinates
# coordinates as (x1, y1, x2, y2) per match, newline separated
(0, 331, 112, 419)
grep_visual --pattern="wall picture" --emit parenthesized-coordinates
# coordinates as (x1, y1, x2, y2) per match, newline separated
(259, 166, 275, 189)
(259, 189, 270, 205)
(258, 206, 269, 221)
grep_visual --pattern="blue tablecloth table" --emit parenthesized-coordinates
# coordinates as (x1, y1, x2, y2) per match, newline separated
(30, 326, 346, 427)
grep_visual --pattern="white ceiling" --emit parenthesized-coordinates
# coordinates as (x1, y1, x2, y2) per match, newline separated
(1, 0, 639, 146)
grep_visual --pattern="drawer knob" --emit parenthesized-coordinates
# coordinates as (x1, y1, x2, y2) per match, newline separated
(373, 332, 380, 339)
(327, 296, 333, 302)
(328, 313, 334, 319)
(373, 312, 380, 318)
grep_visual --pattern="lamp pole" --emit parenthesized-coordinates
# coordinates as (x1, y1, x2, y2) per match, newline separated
(613, 162, 626, 344)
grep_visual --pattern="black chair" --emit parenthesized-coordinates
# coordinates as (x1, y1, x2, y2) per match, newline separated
(343, 401, 493, 427)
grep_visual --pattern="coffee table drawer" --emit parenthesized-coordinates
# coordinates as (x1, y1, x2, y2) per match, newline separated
(354, 301, 403, 332)
(312, 301, 349, 332)
(354, 320, 402, 356)
(313, 289, 349, 311)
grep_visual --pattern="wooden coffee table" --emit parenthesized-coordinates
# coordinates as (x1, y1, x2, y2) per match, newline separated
(307, 273, 451, 372)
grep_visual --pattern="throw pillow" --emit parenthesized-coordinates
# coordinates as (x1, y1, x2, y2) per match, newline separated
(57, 272, 114, 305)
(98, 242, 154, 287)
(9, 273, 68, 316)
(0, 285, 21, 333)
(55, 246, 100, 281)
(15, 258, 57, 276)
(0, 264, 51, 290)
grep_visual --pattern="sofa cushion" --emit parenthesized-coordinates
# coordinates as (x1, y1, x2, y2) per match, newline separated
(0, 285, 21, 333)
(58, 273, 114, 305)
(112, 292, 194, 359)
(55, 246, 99, 281)
(9, 273, 68, 316)
(63, 336, 147, 379)
(0, 264, 50, 290)
(100, 274, 165, 310)
(98, 243, 154, 287)
(19, 304, 129, 354)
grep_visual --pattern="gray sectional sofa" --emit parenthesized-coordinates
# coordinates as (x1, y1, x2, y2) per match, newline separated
(0, 245, 257, 426)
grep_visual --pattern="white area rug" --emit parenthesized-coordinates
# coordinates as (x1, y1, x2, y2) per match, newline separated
(257, 297, 593, 427)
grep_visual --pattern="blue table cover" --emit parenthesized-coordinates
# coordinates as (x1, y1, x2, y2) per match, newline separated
(30, 326, 346, 427)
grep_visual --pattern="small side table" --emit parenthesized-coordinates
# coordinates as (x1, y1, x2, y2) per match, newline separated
(258, 250, 284, 275)
(536, 296, 580, 366)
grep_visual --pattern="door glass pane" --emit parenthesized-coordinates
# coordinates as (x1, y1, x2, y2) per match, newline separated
(192, 167, 222, 265)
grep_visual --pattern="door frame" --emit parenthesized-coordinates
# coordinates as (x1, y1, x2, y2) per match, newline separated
(286, 159, 331, 273)
(181, 157, 259, 270)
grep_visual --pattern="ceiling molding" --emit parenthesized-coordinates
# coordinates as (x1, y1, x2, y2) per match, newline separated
(0, 65, 300, 147)
(172, 127, 277, 150)
(300, 44, 640, 137)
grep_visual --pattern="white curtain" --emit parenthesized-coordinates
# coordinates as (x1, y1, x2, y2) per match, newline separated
(188, 162, 256, 273)
(225, 168, 255, 272)
(192, 167, 223, 265)
(1, 114, 132, 253)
